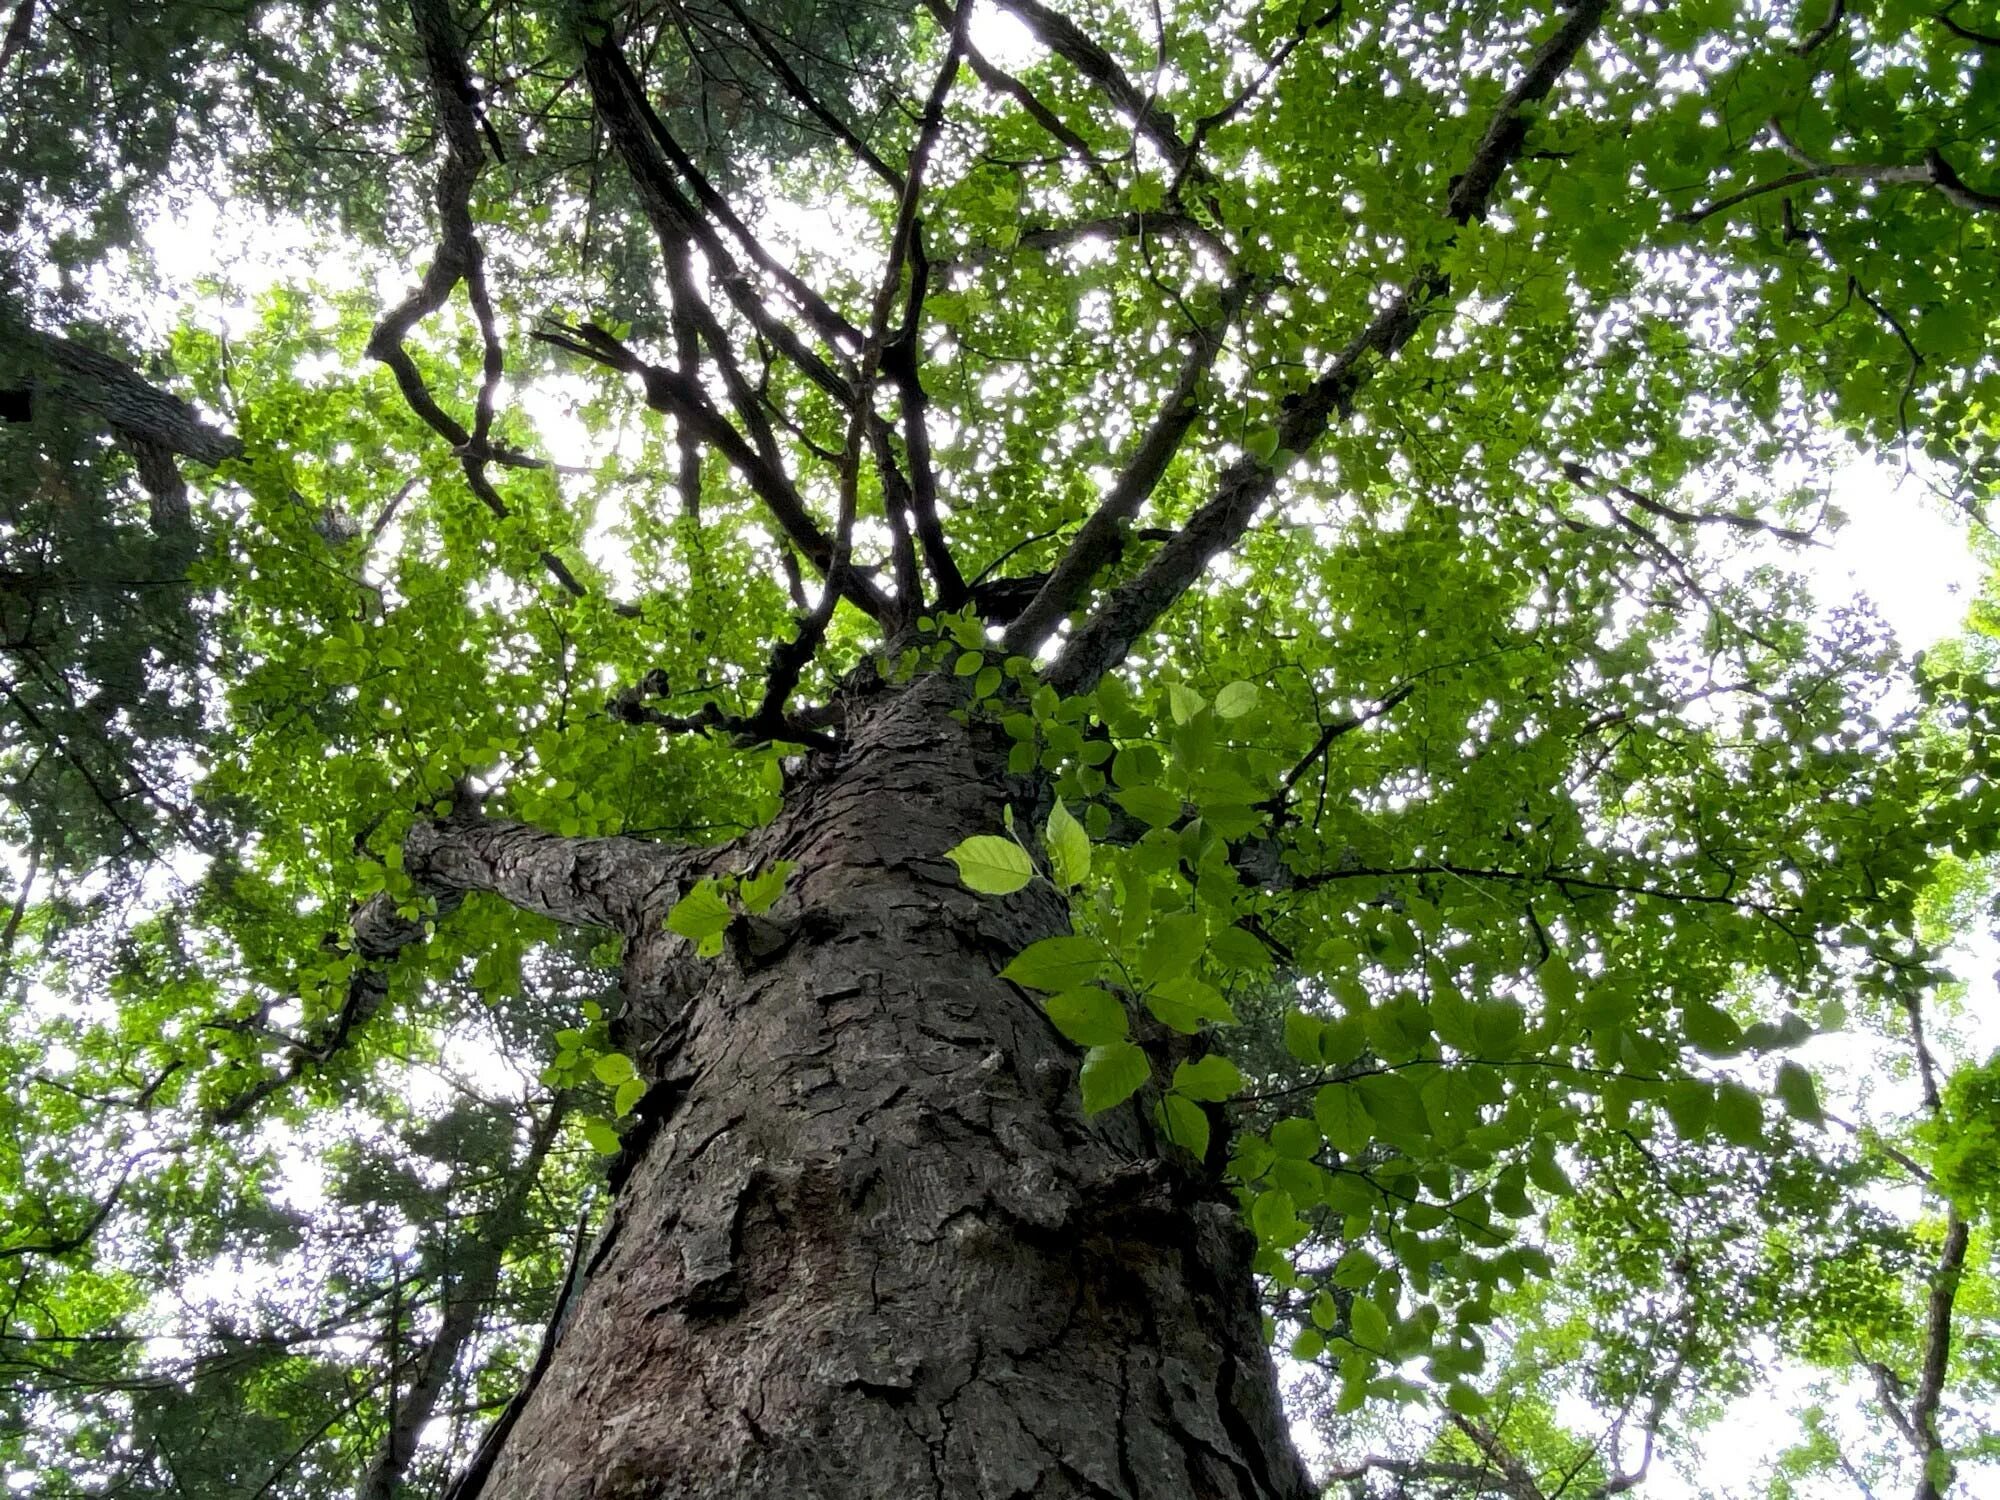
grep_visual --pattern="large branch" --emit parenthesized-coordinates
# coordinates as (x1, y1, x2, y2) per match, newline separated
(22, 331, 241, 468)
(1045, 0, 1610, 694)
(15, 329, 241, 534)
(398, 814, 700, 935)
(213, 816, 701, 1121)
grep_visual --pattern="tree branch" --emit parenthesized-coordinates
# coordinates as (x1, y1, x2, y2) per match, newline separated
(357, 1093, 569, 1500)
(1935, 1, 2000, 47)
(998, 0, 1196, 173)
(1002, 274, 1255, 653)
(1559, 459, 1820, 546)
(364, 0, 592, 603)
(212, 815, 703, 1122)
(1791, 0, 1847, 54)
(1679, 123, 2000, 224)
(1045, 0, 1611, 694)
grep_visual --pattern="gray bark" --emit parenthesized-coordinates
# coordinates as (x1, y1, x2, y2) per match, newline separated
(458, 675, 1312, 1499)
(15, 329, 241, 536)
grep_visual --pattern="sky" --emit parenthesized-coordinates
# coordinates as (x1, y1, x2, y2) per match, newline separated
(1814, 460, 1983, 655)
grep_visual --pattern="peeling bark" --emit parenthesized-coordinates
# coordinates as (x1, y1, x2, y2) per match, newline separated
(460, 676, 1312, 1499)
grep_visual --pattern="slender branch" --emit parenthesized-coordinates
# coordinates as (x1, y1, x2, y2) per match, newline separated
(1171, 5, 1342, 197)
(1268, 682, 1417, 806)
(0, 1155, 142, 1262)
(939, 6, 1117, 181)
(1559, 460, 1820, 546)
(1792, 0, 1847, 54)
(998, 0, 1196, 173)
(1288, 859, 1800, 927)
(357, 1096, 569, 1500)
(533, 322, 891, 621)
(883, 226, 969, 607)
(1679, 122, 2000, 224)
(1046, 0, 1610, 694)
(364, 0, 591, 602)
(1936, 1, 2000, 47)
(0, 832, 41, 986)
(0, 0, 35, 75)
(761, 0, 969, 687)
(707, 0, 903, 188)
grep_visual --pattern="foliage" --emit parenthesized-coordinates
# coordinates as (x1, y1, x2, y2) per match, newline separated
(4, 0, 2000, 1493)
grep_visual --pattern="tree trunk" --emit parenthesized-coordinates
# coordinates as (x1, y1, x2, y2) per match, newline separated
(473, 676, 1313, 1499)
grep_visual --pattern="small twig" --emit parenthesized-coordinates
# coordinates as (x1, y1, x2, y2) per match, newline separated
(1791, 0, 1847, 54)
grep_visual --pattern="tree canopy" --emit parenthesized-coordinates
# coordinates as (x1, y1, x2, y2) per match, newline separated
(2, 0, 1998, 1494)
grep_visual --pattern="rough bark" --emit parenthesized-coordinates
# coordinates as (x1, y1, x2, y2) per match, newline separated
(11, 329, 241, 536)
(465, 675, 1312, 1499)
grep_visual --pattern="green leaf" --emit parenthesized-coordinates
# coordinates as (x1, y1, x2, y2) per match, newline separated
(946, 835, 1034, 894)
(613, 1076, 648, 1117)
(1002, 936, 1109, 991)
(667, 879, 734, 942)
(1664, 1079, 1715, 1138)
(582, 1118, 622, 1155)
(1272, 1116, 1321, 1158)
(591, 1051, 636, 1086)
(1045, 799, 1091, 888)
(1714, 1080, 1764, 1147)
(1214, 680, 1259, 719)
(1348, 1295, 1390, 1350)
(1358, 1073, 1431, 1146)
(1314, 1084, 1371, 1155)
(1211, 925, 1273, 974)
(1158, 1093, 1211, 1158)
(1138, 912, 1206, 983)
(1774, 1060, 1823, 1123)
(1114, 784, 1183, 827)
(1080, 1041, 1151, 1114)
(1252, 1188, 1306, 1248)
(1284, 1008, 1323, 1065)
(1443, 1383, 1489, 1417)
(737, 861, 795, 914)
(1044, 986, 1128, 1046)
(1683, 1001, 1744, 1056)
(1173, 1054, 1243, 1101)
(1167, 683, 1207, 725)
(1145, 975, 1235, 1032)
(1332, 1247, 1377, 1288)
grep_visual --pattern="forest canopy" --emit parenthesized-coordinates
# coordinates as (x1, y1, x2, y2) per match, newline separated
(1, 0, 1998, 1495)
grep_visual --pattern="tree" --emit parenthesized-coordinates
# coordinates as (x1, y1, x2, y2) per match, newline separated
(4, 0, 2000, 1494)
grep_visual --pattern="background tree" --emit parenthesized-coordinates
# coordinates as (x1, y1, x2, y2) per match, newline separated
(3, 0, 2000, 1494)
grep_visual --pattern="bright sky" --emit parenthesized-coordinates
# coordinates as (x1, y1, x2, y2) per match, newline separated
(1816, 460, 1982, 653)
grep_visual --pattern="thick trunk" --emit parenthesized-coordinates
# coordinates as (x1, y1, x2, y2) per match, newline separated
(473, 677, 1312, 1499)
